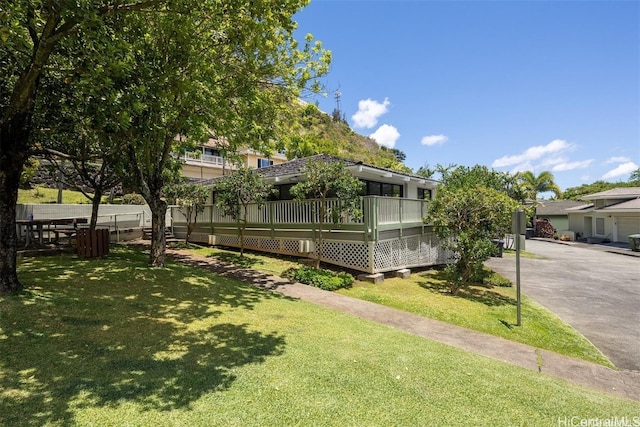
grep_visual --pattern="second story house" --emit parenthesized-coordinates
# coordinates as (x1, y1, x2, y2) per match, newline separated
(178, 136, 288, 180)
(566, 187, 640, 244)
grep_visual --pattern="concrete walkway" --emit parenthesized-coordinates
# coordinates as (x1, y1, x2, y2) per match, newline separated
(164, 247, 640, 402)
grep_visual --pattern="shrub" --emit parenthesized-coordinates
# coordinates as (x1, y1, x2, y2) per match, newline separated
(122, 193, 146, 205)
(284, 266, 354, 291)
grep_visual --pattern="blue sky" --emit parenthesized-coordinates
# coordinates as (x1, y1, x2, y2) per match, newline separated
(293, 0, 640, 192)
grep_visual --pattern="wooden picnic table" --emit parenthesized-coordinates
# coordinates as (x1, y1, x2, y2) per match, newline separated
(16, 218, 88, 247)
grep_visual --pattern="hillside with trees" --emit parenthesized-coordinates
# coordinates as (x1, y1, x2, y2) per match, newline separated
(283, 102, 410, 173)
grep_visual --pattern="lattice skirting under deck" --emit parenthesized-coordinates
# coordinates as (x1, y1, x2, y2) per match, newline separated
(182, 231, 448, 274)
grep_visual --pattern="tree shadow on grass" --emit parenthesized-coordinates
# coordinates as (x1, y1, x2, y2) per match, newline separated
(167, 248, 293, 292)
(4, 247, 286, 426)
(417, 270, 515, 307)
(208, 251, 262, 269)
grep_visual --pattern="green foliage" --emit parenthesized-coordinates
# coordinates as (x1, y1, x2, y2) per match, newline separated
(122, 193, 146, 205)
(517, 170, 562, 200)
(291, 160, 364, 268)
(19, 157, 39, 189)
(427, 185, 520, 294)
(439, 164, 526, 202)
(284, 266, 354, 291)
(212, 168, 274, 255)
(290, 159, 364, 223)
(164, 182, 209, 243)
(562, 180, 637, 200)
(416, 165, 436, 179)
(285, 102, 410, 173)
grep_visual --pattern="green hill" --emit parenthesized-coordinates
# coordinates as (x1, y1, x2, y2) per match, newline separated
(285, 102, 411, 173)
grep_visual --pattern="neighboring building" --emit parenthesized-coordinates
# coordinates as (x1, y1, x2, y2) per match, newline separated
(171, 154, 446, 274)
(178, 136, 288, 180)
(535, 199, 585, 232)
(566, 187, 640, 243)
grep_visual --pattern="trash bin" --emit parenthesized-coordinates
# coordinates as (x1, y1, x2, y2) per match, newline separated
(491, 239, 504, 257)
(629, 234, 640, 252)
(525, 228, 534, 239)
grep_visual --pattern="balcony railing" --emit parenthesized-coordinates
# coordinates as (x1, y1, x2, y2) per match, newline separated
(172, 196, 428, 238)
(181, 152, 227, 167)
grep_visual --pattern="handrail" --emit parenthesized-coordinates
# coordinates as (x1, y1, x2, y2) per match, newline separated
(171, 196, 428, 230)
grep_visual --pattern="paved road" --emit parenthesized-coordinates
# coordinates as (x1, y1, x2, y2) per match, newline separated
(486, 239, 640, 372)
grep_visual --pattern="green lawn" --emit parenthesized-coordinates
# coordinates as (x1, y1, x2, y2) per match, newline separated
(191, 246, 613, 367)
(18, 187, 94, 204)
(4, 246, 637, 426)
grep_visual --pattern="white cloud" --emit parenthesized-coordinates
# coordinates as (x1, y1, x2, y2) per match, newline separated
(351, 98, 390, 129)
(551, 160, 594, 172)
(605, 156, 631, 164)
(369, 124, 400, 149)
(492, 139, 574, 168)
(421, 134, 448, 146)
(601, 161, 638, 180)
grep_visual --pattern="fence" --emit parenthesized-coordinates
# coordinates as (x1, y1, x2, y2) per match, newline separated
(16, 204, 171, 242)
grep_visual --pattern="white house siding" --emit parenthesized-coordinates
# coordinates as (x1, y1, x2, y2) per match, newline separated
(616, 215, 640, 242)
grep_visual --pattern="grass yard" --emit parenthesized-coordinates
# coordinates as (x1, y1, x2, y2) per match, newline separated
(190, 246, 613, 368)
(3, 246, 638, 426)
(17, 187, 94, 205)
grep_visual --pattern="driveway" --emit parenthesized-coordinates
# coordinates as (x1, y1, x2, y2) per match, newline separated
(486, 239, 640, 371)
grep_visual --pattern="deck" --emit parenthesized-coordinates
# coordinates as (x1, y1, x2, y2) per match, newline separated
(170, 196, 449, 274)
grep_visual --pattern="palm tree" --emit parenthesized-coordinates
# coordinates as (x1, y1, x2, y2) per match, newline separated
(517, 170, 562, 201)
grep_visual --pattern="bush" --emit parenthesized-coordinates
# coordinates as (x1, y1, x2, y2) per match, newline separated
(122, 193, 146, 205)
(284, 266, 354, 291)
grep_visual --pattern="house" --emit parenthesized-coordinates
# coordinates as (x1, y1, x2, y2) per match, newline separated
(566, 187, 640, 244)
(179, 136, 288, 180)
(170, 154, 447, 274)
(535, 199, 586, 233)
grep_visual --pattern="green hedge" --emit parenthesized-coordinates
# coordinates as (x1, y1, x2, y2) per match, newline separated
(285, 266, 354, 291)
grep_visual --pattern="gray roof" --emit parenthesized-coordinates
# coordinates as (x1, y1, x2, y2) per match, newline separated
(580, 187, 640, 200)
(599, 198, 640, 212)
(195, 154, 438, 186)
(535, 200, 586, 216)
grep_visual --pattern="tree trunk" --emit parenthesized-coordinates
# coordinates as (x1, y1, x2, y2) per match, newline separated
(314, 200, 327, 269)
(89, 189, 103, 230)
(148, 197, 167, 267)
(0, 114, 31, 295)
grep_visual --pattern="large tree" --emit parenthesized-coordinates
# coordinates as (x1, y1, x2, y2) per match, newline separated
(89, 1, 329, 267)
(0, 1, 166, 295)
(0, 1, 329, 292)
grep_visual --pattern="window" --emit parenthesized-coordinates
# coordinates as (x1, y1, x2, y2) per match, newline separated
(257, 158, 273, 168)
(272, 184, 294, 200)
(362, 180, 403, 197)
(595, 217, 605, 235)
(417, 188, 431, 200)
(204, 148, 220, 157)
